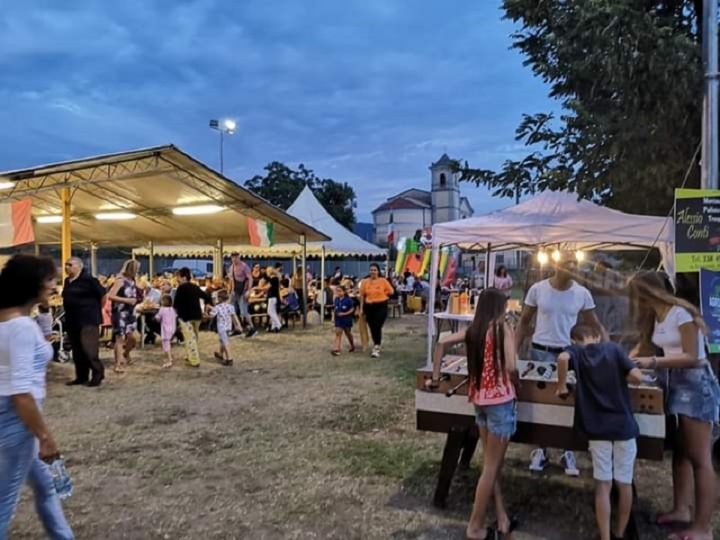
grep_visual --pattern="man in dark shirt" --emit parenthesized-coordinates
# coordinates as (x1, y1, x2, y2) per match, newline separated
(174, 267, 212, 366)
(61, 257, 107, 387)
(556, 324, 643, 540)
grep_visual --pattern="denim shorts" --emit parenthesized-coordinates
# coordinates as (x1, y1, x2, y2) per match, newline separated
(666, 364, 720, 423)
(474, 400, 517, 439)
(531, 347, 561, 363)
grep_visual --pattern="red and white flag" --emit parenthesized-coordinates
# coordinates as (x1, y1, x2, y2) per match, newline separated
(0, 199, 35, 247)
(386, 212, 395, 245)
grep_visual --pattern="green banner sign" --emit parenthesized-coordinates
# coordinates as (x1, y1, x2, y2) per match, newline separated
(675, 188, 720, 272)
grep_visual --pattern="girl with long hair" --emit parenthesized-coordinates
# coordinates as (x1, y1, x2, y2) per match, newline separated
(628, 272, 719, 540)
(429, 288, 518, 539)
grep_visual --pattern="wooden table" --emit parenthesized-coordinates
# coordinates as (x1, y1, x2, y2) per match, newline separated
(416, 358, 665, 539)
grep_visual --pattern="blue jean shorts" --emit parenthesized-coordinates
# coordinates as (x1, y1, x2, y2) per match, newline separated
(474, 400, 517, 439)
(531, 347, 561, 363)
(667, 364, 720, 423)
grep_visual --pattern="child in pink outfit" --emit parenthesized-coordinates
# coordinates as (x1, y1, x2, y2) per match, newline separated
(154, 295, 177, 368)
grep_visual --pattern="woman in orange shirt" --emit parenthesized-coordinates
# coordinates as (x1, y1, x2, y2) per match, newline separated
(359, 263, 394, 358)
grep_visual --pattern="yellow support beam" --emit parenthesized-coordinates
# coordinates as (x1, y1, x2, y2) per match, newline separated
(61, 187, 71, 275)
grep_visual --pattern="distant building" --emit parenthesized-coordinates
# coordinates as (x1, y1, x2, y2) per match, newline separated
(372, 154, 474, 246)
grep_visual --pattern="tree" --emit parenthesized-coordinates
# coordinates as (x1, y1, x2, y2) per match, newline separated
(244, 162, 357, 229)
(456, 0, 705, 216)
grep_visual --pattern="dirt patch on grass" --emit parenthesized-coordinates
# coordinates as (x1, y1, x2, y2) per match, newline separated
(8, 316, 716, 539)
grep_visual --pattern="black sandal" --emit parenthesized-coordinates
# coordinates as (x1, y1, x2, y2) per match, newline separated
(466, 527, 498, 540)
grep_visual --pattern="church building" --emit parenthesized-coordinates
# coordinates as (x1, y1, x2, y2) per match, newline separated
(372, 154, 474, 246)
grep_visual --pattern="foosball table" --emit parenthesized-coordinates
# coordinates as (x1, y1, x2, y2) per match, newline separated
(416, 355, 665, 538)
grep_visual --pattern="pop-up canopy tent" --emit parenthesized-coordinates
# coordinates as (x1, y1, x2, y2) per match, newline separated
(426, 190, 675, 362)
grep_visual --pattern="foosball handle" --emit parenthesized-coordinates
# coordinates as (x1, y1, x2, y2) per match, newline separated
(446, 377, 469, 397)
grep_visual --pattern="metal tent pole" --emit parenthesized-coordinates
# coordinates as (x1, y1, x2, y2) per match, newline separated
(702, 0, 719, 189)
(320, 246, 326, 325)
(300, 234, 307, 328)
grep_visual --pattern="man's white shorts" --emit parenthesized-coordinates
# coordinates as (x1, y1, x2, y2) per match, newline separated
(588, 439, 637, 484)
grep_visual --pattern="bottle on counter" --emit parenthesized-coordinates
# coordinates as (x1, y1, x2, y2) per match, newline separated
(459, 289, 469, 314)
(449, 292, 460, 314)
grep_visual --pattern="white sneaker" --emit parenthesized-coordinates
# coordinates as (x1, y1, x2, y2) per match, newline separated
(371, 346, 380, 358)
(560, 450, 579, 476)
(529, 448, 548, 471)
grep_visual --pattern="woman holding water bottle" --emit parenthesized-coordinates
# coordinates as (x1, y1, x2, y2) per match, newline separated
(0, 254, 74, 539)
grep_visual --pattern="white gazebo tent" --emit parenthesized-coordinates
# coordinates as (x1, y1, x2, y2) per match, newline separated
(133, 185, 386, 315)
(426, 190, 675, 362)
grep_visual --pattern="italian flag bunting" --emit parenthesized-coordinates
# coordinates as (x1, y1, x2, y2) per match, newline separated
(0, 199, 34, 248)
(386, 212, 395, 244)
(248, 217, 274, 247)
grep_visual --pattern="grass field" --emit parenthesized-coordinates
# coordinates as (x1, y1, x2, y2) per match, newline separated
(8, 315, 717, 539)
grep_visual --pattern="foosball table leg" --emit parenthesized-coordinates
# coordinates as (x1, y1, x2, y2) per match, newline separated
(459, 426, 479, 469)
(433, 425, 469, 509)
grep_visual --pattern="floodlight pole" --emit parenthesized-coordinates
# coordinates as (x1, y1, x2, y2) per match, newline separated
(219, 130, 224, 174)
(702, 0, 719, 190)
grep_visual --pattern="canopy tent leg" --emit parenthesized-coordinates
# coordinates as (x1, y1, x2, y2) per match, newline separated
(426, 243, 441, 367)
(214, 239, 224, 280)
(320, 246, 326, 325)
(300, 234, 307, 328)
(34, 243, 40, 256)
(148, 241, 155, 278)
(90, 243, 98, 277)
(61, 187, 71, 277)
(484, 243, 493, 289)
(292, 256, 297, 276)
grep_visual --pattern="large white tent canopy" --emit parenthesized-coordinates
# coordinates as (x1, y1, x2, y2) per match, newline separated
(432, 190, 674, 272)
(133, 185, 385, 258)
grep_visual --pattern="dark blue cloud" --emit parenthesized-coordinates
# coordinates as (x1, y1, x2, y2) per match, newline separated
(0, 0, 557, 221)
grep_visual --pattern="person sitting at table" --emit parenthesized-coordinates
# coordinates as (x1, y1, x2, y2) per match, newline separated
(139, 278, 162, 345)
(279, 278, 300, 326)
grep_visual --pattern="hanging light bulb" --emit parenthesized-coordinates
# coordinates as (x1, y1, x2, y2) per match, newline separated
(551, 250, 561, 262)
(537, 251, 549, 265)
(575, 250, 586, 262)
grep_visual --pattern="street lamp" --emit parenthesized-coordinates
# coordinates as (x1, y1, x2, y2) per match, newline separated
(209, 118, 237, 174)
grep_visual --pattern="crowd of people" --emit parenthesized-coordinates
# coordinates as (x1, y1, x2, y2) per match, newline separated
(432, 253, 719, 540)
(4, 248, 719, 539)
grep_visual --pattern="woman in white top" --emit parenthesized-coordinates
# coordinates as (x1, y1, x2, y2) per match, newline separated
(0, 255, 73, 539)
(629, 272, 719, 540)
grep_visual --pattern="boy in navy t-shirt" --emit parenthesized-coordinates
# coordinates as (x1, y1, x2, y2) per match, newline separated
(556, 324, 643, 540)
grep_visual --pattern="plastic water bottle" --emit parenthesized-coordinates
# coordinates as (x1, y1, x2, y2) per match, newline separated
(49, 457, 73, 501)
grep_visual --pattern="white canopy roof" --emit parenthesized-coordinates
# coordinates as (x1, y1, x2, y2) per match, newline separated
(133, 185, 385, 258)
(432, 190, 675, 277)
(433, 190, 674, 252)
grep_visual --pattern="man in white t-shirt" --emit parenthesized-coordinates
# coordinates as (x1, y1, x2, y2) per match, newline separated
(515, 255, 607, 476)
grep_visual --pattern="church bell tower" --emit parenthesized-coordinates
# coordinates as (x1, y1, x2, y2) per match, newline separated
(430, 153, 460, 224)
